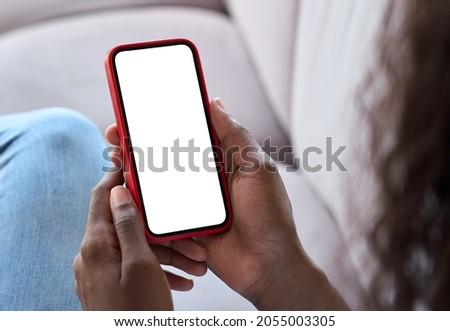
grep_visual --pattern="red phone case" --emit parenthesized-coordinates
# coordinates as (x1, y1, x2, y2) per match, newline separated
(104, 38, 232, 242)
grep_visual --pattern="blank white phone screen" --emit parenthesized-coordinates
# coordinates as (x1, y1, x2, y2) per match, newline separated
(115, 44, 226, 235)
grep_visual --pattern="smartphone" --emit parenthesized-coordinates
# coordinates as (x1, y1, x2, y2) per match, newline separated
(105, 38, 232, 242)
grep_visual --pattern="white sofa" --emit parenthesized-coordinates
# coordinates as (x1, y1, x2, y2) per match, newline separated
(0, 0, 388, 310)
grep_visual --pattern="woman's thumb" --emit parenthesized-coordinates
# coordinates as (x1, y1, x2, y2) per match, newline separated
(110, 186, 149, 259)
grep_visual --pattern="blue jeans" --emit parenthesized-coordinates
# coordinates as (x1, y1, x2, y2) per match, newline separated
(0, 108, 106, 310)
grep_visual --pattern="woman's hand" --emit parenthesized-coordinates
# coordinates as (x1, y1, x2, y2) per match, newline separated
(73, 170, 173, 310)
(73, 132, 208, 310)
(196, 99, 349, 310)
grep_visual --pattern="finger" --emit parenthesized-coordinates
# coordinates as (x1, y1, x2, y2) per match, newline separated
(210, 98, 260, 151)
(158, 239, 207, 262)
(151, 245, 207, 277)
(164, 271, 194, 291)
(110, 186, 151, 261)
(73, 254, 87, 309)
(105, 124, 119, 146)
(107, 146, 123, 170)
(87, 170, 124, 229)
(193, 234, 220, 249)
(210, 98, 265, 168)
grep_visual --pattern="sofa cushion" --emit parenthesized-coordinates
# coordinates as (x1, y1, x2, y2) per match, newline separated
(0, 7, 288, 149)
(0, 0, 226, 34)
(225, 0, 298, 133)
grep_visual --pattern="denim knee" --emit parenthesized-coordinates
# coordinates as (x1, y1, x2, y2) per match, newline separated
(0, 108, 107, 186)
(25, 108, 104, 154)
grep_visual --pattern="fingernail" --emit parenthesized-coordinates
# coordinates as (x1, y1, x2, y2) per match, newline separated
(111, 186, 131, 207)
(214, 97, 226, 110)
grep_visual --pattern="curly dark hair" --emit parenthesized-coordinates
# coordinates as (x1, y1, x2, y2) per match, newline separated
(366, 0, 450, 309)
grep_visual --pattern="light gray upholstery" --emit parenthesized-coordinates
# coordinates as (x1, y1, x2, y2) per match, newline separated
(0, 7, 288, 148)
(0, 0, 226, 33)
